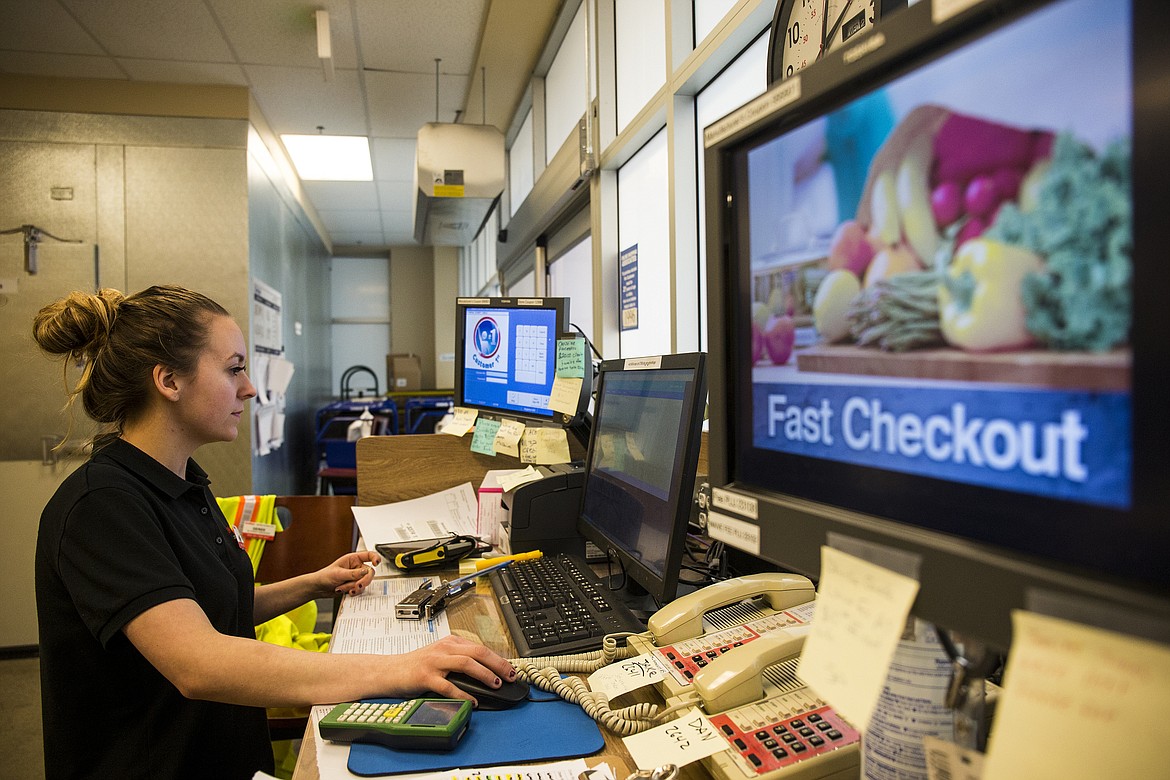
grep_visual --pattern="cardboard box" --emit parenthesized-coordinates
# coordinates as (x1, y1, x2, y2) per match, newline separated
(386, 353, 422, 391)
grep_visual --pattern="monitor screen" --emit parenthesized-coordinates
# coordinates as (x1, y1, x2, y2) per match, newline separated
(705, 0, 1170, 649)
(454, 297, 587, 425)
(577, 353, 708, 606)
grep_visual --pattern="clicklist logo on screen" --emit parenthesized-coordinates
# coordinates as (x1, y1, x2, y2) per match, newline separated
(472, 316, 503, 370)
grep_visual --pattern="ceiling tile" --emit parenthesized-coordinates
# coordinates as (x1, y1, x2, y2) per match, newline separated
(0, 1, 103, 54)
(61, 0, 234, 62)
(207, 0, 358, 69)
(365, 70, 469, 137)
(377, 180, 415, 204)
(355, 0, 488, 75)
(318, 209, 383, 233)
(246, 64, 367, 135)
(304, 181, 380, 211)
(371, 137, 417, 181)
(118, 59, 248, 86)
(331, 230, 391, 247)
(0, 51, 126, 80)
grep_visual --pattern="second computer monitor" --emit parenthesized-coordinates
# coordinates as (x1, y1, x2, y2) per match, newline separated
(577, 353, 708, 606)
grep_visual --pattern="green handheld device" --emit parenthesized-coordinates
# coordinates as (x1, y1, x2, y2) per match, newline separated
(317, 698, 472, 751)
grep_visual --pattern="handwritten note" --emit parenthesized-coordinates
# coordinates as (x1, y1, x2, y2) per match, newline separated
(519, 427, 572, 465)
(549, 375, 584, 415)
(497, 465, 545, 493)
(556, 337, 586, 378)
(493, 418, 526, 457)
(982, 611, 1170, 779)
(470, 417, 501, 455)
(588, 653, 670, 699)
(622, 709, 727, 770)
(796, 546, 920, 731)
(442, 406, 479, 437)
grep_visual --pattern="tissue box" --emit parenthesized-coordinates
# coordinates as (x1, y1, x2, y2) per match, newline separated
(386, 353, 423, 391)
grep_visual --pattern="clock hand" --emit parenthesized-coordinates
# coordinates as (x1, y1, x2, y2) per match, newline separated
(825, 0, 856, 50)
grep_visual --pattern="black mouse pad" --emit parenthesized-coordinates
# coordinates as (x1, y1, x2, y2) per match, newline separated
(346, 689, 604, 776)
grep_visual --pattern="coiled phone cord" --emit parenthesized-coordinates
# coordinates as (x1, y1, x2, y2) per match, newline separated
(511, 632, 665, 736)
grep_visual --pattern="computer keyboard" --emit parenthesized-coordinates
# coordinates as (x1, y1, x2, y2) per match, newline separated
(489, 553, 647, 657)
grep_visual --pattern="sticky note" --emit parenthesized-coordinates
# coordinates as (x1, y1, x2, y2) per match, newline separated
(493, 419, 526, 458)
(549, 376, 583, 415)
(470, 417, 501, 455)
(622, 709, 727, 770)
(588, 654, 670, 700)
(443, 407, 479, 437)
(982, 611, 1170, 779)
(796, 546, 920, 731)
(519, 427, 572, 465)
(556, 337, 586, 378)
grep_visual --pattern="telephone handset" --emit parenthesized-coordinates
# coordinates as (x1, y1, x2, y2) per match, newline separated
(692, 628, 809, 713)
(648, 572, 816, 646)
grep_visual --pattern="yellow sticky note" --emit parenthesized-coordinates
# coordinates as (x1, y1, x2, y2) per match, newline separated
(519, 427, 571, 465)
(983, 611, 1170, 779)
(443, 407, 479, 437)
(549, 375, 583, 415)
(493, 419, 525, 458)
(796, 546, 920, 731)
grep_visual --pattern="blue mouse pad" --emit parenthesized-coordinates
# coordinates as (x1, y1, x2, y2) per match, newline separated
(346, 689, 605, 777)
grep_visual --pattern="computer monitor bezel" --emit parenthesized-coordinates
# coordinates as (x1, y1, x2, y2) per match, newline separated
(453, 296, 590, 427)
(704, 0, 1170, 650)
(575, 352, 708, 607)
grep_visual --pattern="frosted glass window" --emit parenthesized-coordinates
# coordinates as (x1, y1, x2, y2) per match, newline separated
(510, 270, 536, 297)
(331, 256, 390, 394)
(615, 0, 666, 133)
(545, 3, 588, 164)
(549, 236, 595, 349)
(509, 109, 534, 216)
(617, 129, 670, 358)
(695, 34, 768, 350)
(694, 0, 739, 45)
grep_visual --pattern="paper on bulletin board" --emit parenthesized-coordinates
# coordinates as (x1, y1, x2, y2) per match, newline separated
(796, 546, 920, 731)
(982, 610, 1170, 779)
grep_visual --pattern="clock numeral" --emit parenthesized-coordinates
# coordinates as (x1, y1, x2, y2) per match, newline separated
(788, 21, 801, 47)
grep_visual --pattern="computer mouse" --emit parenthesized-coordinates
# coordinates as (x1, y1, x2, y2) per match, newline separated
(444, 672, 530, 710)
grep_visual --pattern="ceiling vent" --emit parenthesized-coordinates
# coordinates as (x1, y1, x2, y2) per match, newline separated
(412, 123, 505, 246)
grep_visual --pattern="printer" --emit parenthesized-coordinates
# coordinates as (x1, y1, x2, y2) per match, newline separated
(498, 464, 586, 558)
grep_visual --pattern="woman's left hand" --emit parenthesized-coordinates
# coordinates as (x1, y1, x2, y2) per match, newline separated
(320, 551, 380, 597)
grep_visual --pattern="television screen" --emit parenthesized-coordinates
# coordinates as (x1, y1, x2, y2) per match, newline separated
(705, 0, 1170, 648)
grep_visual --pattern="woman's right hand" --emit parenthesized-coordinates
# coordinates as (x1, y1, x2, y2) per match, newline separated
(389, 635, 517, 701)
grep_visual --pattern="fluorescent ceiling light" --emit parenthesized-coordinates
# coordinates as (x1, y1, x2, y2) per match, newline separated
(281, 134, 373, 181)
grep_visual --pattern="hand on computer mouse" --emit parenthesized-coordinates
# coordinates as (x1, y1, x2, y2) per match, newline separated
(443, 671, 530, 710)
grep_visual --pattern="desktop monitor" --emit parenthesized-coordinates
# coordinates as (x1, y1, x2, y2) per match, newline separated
(454, 297, 590, 428)
(576, 353, 708, 606)
(704, 0, 1170, 651)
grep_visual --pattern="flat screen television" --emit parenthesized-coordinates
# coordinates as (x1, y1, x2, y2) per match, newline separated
(704, 0, 1170, 651)
(577, 353, 708, 606)
(453, 296, 590, 428)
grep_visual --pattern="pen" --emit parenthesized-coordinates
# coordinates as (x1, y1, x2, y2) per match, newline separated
(473, 550, 543, 570)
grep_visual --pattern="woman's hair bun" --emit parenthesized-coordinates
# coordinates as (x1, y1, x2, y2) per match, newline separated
(33, 288, 126, 358)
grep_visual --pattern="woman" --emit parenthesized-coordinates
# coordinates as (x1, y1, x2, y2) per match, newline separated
(33, 285, 516, 779)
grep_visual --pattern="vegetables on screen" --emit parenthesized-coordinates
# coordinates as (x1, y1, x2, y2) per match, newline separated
(896, 134, 941, 264)
(762, 315, 797, 366)
(813, 270, 861, 343)
(938, 238, 1045, 352)
(849, 271, 945, 352)
(985, 133, 1131, 352)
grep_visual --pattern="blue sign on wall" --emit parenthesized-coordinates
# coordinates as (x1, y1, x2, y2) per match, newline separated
(620, 244, 638, 331)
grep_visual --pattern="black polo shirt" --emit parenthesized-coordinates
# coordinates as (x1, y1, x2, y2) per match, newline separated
(36, 439, 273, 779)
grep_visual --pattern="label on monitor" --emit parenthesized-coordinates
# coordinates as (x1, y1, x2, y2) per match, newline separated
(712, 488, 759, 519)
(707, 511, 761, 555)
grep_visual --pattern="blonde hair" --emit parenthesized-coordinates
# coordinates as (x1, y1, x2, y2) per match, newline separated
(33, 285, 231, 449)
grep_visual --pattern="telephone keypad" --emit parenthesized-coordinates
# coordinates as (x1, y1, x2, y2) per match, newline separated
(707, 703, 859, 776)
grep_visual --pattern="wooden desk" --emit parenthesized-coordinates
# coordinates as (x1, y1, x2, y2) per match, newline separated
(291, 573, 641, 780)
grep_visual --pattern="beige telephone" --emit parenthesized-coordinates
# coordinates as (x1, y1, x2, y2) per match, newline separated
(639, 574, 860, 780)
